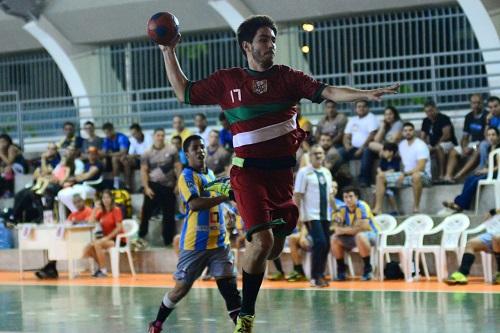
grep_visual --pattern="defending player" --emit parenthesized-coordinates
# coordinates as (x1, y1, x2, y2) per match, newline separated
(159, 15, 398, 332)
(148, 135, 241, 333)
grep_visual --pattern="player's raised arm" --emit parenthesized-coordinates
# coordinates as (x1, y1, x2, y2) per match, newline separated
(159, 42, 189, 103)
(321, 83, 400, 103)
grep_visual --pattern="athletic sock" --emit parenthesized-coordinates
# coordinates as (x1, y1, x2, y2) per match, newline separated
(240, 270, 264, 316)
(273, 258, 284, 274)
(458, 253, 476, 276)
(362, 256, 372, 273)
(294, 264, 304, 275)
(154, 295, 176, 326)
(336, 259, 346, 275)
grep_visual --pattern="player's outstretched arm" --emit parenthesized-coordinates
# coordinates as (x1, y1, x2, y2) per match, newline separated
(159, 37, 188, 103)
(322, 83, 400, 102)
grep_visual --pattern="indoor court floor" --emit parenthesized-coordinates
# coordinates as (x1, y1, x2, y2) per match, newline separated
(0, 273, 498, 333)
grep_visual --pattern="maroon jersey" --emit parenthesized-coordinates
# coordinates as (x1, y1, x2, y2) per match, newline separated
(185, 65, 326, 159)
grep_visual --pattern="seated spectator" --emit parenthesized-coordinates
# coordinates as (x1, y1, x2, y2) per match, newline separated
(57, 147, 104, 216)
(171, 135, 188, 167)
(318, 134, 341, 172)
(57, 121, 83, 155)
(137, 128, 180, 247)
(446, 94, 487, 182)
(0, 134, 27, 197)
(33, 143, 61, 183)
(294, 145, 335, 287)
(296, 103, 314, 148)
(206, 130, 231, 177)
(478, 96, 500, 169)
(372, 143, 400, 215)
(81, 121, 103, 158)
(442, 127, 500, 212)
(83, 189, 124, 278)
(102, 122, 130, 189)
(286, 225, 309, 282)
(420, 101, 458, 182)
(368, 106, 403, 154)
(331, 186, 378, 281)
(315, 100, 347, 149)
(31, 155, 71, 195)
(195, 113, 210, 144)
(171, 115, 192, 143)
(219, 113, 233, 151)
(446, 211, 500, 285)
(123, 123, 152, 191)
(34, 194, 93, 279)
(373, 123, 431, 214)
(341, 100, 379, 186)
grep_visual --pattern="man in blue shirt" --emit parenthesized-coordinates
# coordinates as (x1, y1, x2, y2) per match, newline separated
(219, 113, 233, 151)
(479, 96, 500, 168)
(102, 122, 130, 189)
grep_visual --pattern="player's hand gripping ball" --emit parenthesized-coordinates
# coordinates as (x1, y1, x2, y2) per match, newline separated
(147, 12, 180, 46)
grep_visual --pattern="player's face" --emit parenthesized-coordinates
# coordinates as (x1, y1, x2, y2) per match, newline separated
(488, 100, 500, 116)
(486, 129, 499, 145)
(403, 126, 415, 140)
(186, 139, 206, 170)
(355, 102, 369, 117)
(249, 27, 276, 68)
(343, 192, 358, 208)
(470, 95, 482, 112)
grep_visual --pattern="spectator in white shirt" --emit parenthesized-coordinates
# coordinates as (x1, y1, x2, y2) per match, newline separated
(341, 101, 379, 186)
(195, 113, 211, 145)
(373, 122, 431, 214)
(122, 123, 152, 191)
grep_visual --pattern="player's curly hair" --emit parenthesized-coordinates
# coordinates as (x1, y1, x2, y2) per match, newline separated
(237, 15, 277, 58)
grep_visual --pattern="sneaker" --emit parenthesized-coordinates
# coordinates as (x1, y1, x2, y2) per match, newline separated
(361, 271, 373, 281)
(310, 278, 329, 288)
(233, 315, 255, 333)
(493, 272, 500, 285)
(267, 272, 285, 281)
(148, 322, 162, 333)
(445, 271, 468, 285)
(35, 268, 58, 280)
(92, 269, 108, 278)
(286, 271, 307, 282)
(334, 272, 347, 281)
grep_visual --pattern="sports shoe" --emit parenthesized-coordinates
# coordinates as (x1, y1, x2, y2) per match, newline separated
(92, 269, 108, 278)
(361, 271, 373, 281)
(233, 315, 255, 333)
(310, 278, 329, 288)
(148, 322, 162, 333)
(286, 271, 307, 282)
(493, 272, 500, 285)
(445, 271, 468, 285)
(268, 272, 285, 281)
(334, 272, 347, 281)
(204, 177, 234, 200)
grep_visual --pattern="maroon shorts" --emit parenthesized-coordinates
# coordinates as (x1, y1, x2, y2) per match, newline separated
(230, 166, 299, 238)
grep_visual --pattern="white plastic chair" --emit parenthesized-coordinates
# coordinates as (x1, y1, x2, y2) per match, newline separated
(377, 214, 434, 282)
(415, 213, 470, 281)
(344, 214, 397, 279)
(109, 219, 138, 278)
(460, 215, 500, 283)
(475, 148, 500, 214)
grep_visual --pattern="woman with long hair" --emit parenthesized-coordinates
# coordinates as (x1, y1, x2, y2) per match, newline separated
(368, 106, 403, 154)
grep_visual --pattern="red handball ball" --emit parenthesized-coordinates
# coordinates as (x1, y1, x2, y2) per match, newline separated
(147, 12, 180, 46)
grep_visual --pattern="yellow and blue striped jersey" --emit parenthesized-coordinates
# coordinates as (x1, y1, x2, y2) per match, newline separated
(334, 200, 379, 232)
(178, 167, 229, 250)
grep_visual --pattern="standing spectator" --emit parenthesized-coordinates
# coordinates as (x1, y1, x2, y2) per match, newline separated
(83, 189, 124, 278)
(371, 142, 401, 215)
(81, 121, 103, 160)
(478, 96, 500, 169)
(342, 100, 379, 186)
(420, 101, 458, 182)
(442, 127, 500, 212)
(314, 100, 347, 149)
(171, 135, 188, 167)
(195, 113, 211, 144)
(294, 145, 334, 287)
(219, 113, 233, 151)
(368, 106, 403, 154)
(57, 122, 83, 154)
(171, 115, 192, 143)
(137, 128, 181, 247)
(124, 123, 152, 191)
(331, 186, 378, 281)
(102, 122, 130, 189)
(35, 194, 93, 279)
(206, 130, 232, 177)
(373, 122, 431, 214)
(446, 94, 487, 182)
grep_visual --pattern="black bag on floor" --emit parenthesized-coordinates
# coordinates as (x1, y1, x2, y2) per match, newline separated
(384, 261, 405, 280)
(12, 188, 43, 223)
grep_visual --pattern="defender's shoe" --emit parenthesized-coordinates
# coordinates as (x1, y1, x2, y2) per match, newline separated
(233, 315, 255, 333)
(148, 322, 162, 333)
(286, 271, 307, 282)
(445, 271, 468, 285)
